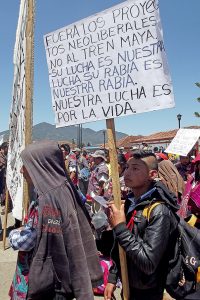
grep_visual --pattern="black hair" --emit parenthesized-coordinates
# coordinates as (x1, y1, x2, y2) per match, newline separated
(82, 150, 87, 157)
(104, 149, 109, 157)
(118, 153, 126, 165)
(132, 150, 158, 171)
(117, 153, 127, 173)
(0, 142, 8, 150)
(60, 143, 70, 153)
(153, 146, 158, 153)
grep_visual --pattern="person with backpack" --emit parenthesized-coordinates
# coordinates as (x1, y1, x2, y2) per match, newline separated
(105, 151, 179, 300)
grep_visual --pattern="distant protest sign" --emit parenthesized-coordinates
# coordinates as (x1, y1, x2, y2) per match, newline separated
(165, 129, 200, 157)
(44, 0, 175, 128)
(0, 135, 4, 145)
(6, 0, 27, 220)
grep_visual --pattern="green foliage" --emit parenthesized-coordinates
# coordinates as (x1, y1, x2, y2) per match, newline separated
(195, 82, 200, 88)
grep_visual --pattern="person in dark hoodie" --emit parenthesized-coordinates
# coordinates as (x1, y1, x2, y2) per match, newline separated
(9, 140, 102, 300)
(104, 151, 179, 300)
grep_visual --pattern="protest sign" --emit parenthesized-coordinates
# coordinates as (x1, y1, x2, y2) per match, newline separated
(44, 0, 174, 128)
(6, 0, 28, 221)
(165, 129, 200, 156)
(0, 135, 4, 145)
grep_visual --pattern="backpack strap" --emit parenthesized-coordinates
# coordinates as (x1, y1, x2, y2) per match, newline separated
(143, 201, 164, 221)
(186, 214, 197, 227)
(197, 267, 200, 283)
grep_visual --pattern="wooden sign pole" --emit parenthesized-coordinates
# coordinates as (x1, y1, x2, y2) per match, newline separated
(24, 0, 35, 216)
(106, 118, 130, 300)
(3, 190, 9, 250)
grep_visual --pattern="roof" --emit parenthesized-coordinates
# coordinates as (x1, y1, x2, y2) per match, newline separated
(116, 135, 142, 148)
(119, 126, 200, 148)
(133, 129, 178, 143)
(100, 126, 200, 149)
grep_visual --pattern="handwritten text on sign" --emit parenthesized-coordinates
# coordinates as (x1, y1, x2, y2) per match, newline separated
(44, 0, 174, 127)
(6, 0, 27, 220)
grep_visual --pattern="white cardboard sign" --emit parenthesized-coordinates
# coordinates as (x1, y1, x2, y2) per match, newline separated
(165, 129, 200, 156)
(6, 0, 27, 221)
(44, 0, 174, 127)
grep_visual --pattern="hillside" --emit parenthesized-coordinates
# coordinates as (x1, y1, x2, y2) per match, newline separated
(0, 122, 127, 145)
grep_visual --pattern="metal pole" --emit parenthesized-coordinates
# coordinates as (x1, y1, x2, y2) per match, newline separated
(77, 125, 80, 148)
(103, 130, 106, 150)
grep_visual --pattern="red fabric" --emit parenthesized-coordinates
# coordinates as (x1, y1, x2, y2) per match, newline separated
(192, 154, 200, 163)
(125, 152, 131, 161)
(156, 153, 168, 160)
(93, 256, 113, 295)
(127, 210, 137, 231)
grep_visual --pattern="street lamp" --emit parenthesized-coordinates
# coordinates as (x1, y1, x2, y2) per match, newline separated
(177, 114, 182, 129)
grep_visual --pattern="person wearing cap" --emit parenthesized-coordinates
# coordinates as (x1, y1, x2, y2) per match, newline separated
(87, 150, 109, 198)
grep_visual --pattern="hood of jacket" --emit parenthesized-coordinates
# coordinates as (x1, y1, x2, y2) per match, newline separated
(21, 140, 66, 196)
(158, 159, 185, 197)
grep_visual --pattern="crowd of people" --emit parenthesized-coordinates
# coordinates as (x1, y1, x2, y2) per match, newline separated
(0, 140, 200, 299)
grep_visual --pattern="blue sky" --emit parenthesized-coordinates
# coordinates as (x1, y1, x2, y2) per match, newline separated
(0, 0, 199, 135)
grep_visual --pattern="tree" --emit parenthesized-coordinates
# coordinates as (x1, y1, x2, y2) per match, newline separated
(194, 82, 200, 117)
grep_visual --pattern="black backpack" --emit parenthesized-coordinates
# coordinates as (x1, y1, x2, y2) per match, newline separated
(144, 202, 200, 299)
(165, 214, 200, 299)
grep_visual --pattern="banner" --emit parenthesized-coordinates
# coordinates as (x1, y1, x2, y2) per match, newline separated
(6, 0, 28, 220)
(44, 0, 174, 127)
(165, 129, 200, 157)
